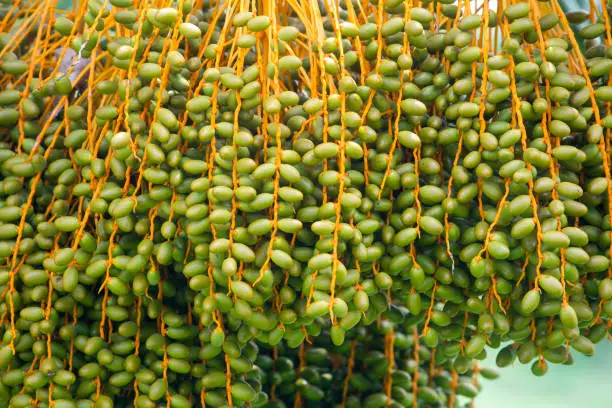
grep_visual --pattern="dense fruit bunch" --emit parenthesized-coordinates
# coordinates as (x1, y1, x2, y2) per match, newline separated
(1, 0, 612, 406)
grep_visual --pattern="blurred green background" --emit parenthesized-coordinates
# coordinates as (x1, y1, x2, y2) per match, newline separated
(53, 0, 612, 406)
(476, 341, 612, 407)
(57, 0, 72, 10)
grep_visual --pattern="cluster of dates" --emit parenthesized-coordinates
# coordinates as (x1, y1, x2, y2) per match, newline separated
(0, 0, 611, 406)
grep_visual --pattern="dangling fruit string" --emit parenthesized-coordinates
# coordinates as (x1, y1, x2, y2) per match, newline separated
(254, 0, 285, 288)
(341, 340, 357, 408)
(133, 296, 142, 405)
(411, 327, 420, 408)
(383, 329, 394, 405)
(378, 0, 411, 198)
(293, 343, 306, 408)
(228, 0, 247, 296)
(16, 0, 53, 154)
(323, 0, 347, 323)
(500, 0, 543, 291)
(303, 0, 329, 309)
(44, 235, 60, 407)
(528, 0, 568, 303)
(422, 281, 438, 335)
(447, 369, 459, 408)
(468, 361, 480, 408)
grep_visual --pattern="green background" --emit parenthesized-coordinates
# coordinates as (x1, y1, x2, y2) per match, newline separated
(476, 342, 612, 407)
(52, 0, 612, 406)
(58, 0, 72, 9)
